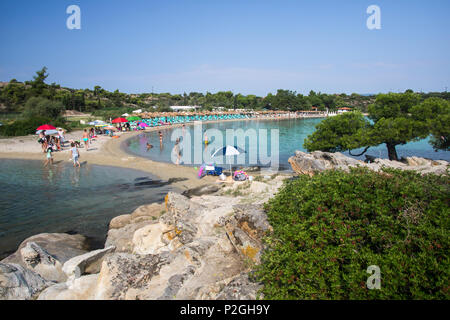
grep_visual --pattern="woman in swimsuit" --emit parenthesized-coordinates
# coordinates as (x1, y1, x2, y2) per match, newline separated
(82, 129, 89, 150)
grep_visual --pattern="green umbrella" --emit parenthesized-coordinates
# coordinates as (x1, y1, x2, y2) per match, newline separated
(127, 116, 142, 121)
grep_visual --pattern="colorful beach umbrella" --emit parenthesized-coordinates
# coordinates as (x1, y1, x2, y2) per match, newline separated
(36, 124, 56, 131)
(138, 122, 149, 128)
(112, 117, 128, 123)
(127, 116, 141, 121)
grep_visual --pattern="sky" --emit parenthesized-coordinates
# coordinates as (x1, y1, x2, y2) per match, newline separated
(0, 0, 449, 95)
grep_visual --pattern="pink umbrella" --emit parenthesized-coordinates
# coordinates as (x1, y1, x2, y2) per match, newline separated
(138, 122, 149, 128)
(36, 124, 56, 131)
(112, 117, 128, 124)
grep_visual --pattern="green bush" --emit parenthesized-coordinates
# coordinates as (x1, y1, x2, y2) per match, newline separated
(23, 96, 65, 119)
(256, 168, 449, 299)
(0, 116, 68, 137)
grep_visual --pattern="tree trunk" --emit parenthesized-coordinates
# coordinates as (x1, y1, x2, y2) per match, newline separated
(386, 142, 399, 161)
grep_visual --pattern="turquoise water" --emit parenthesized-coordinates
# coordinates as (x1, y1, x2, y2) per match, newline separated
(124, 118, 449, 169)
(0, 159, 176, 259)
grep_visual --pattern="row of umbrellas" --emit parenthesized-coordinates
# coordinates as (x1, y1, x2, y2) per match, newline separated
(35, 117, 148, 135)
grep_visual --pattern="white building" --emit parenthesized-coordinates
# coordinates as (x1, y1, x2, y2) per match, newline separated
(170, 106, 200, 111)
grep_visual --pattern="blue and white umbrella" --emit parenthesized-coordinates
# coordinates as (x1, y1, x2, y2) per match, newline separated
(36, 129, 58, 135)
(211, 145, 246, 174)
(88, 120, 106, 126)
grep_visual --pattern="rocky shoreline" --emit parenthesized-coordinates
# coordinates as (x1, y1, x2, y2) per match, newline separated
(1, 152, 448, 300)
(0, 172, 287, 300)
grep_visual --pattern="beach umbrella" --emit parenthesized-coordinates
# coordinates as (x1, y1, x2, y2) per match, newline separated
(211, 145, 246, 175)
(127, 116, 142, 121)
(88, 120, 106, 126)
(36, 124, 56, 131)
(112, 117, 128, 124)
(138, 122, 149, 128)
(36, 129, 58, 135)
(121, 113, 130, 117)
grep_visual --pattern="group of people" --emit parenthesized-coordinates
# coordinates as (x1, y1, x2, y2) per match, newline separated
(37, 128, 94, 168)
(117, 122, 131, 132)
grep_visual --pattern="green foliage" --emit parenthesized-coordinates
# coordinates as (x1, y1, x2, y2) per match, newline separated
(23, 97, 65, 119)
(411, 98, 450, 151)
(256, 168, 449, 299)
(0, 116, 68, 137)
(304, 92, 450, 159)
(304, 112, 372, 152)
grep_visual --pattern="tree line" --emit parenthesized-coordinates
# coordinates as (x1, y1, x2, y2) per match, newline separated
(6, 67, 449, 116)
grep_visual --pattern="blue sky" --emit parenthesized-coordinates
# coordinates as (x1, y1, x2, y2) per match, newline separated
(0, 0, 449, 95)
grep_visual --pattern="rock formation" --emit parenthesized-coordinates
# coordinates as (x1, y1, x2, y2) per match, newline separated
(0, 174, 290, 300)
(288, 151, 449, 176)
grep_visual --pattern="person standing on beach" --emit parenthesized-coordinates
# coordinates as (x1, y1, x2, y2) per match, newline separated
(38, 131, 47, 153)
(159, 131, 163, 149)
(82, 129, 89, 151)
(58, 128, 65, 147)
(44, 147, 53, 167)
(70, 142, 81, 167)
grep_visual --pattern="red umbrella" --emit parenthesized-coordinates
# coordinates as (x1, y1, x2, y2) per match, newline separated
(112, 117, 128, 124)
(36, 124, 56, 131)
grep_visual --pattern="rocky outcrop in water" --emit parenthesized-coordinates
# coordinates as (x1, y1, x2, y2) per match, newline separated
(288, 151, 449, 176)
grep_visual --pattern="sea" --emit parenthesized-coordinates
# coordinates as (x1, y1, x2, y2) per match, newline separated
(124, 118, 449, 169)
(0, 159, 175, 259)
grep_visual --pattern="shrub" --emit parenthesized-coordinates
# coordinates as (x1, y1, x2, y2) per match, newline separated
(23, 96, 65, 119)
(0, 116, 68, 137)
(256, 167, 449, 299)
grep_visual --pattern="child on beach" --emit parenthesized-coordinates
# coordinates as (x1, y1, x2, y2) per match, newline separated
(70, 142, 81, 167)
(44, 147, 53, 167)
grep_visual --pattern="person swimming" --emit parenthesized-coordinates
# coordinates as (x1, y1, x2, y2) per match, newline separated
(146, 143, 153, 151)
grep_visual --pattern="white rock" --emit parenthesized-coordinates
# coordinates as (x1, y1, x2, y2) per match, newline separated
(62, 246, 115, 280)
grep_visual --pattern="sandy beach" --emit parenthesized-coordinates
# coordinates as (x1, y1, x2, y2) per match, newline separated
(0, 128, 217, 190)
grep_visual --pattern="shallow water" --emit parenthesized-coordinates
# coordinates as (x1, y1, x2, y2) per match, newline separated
(0, 159, 176, 258)
(124, 118, 449, 169)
